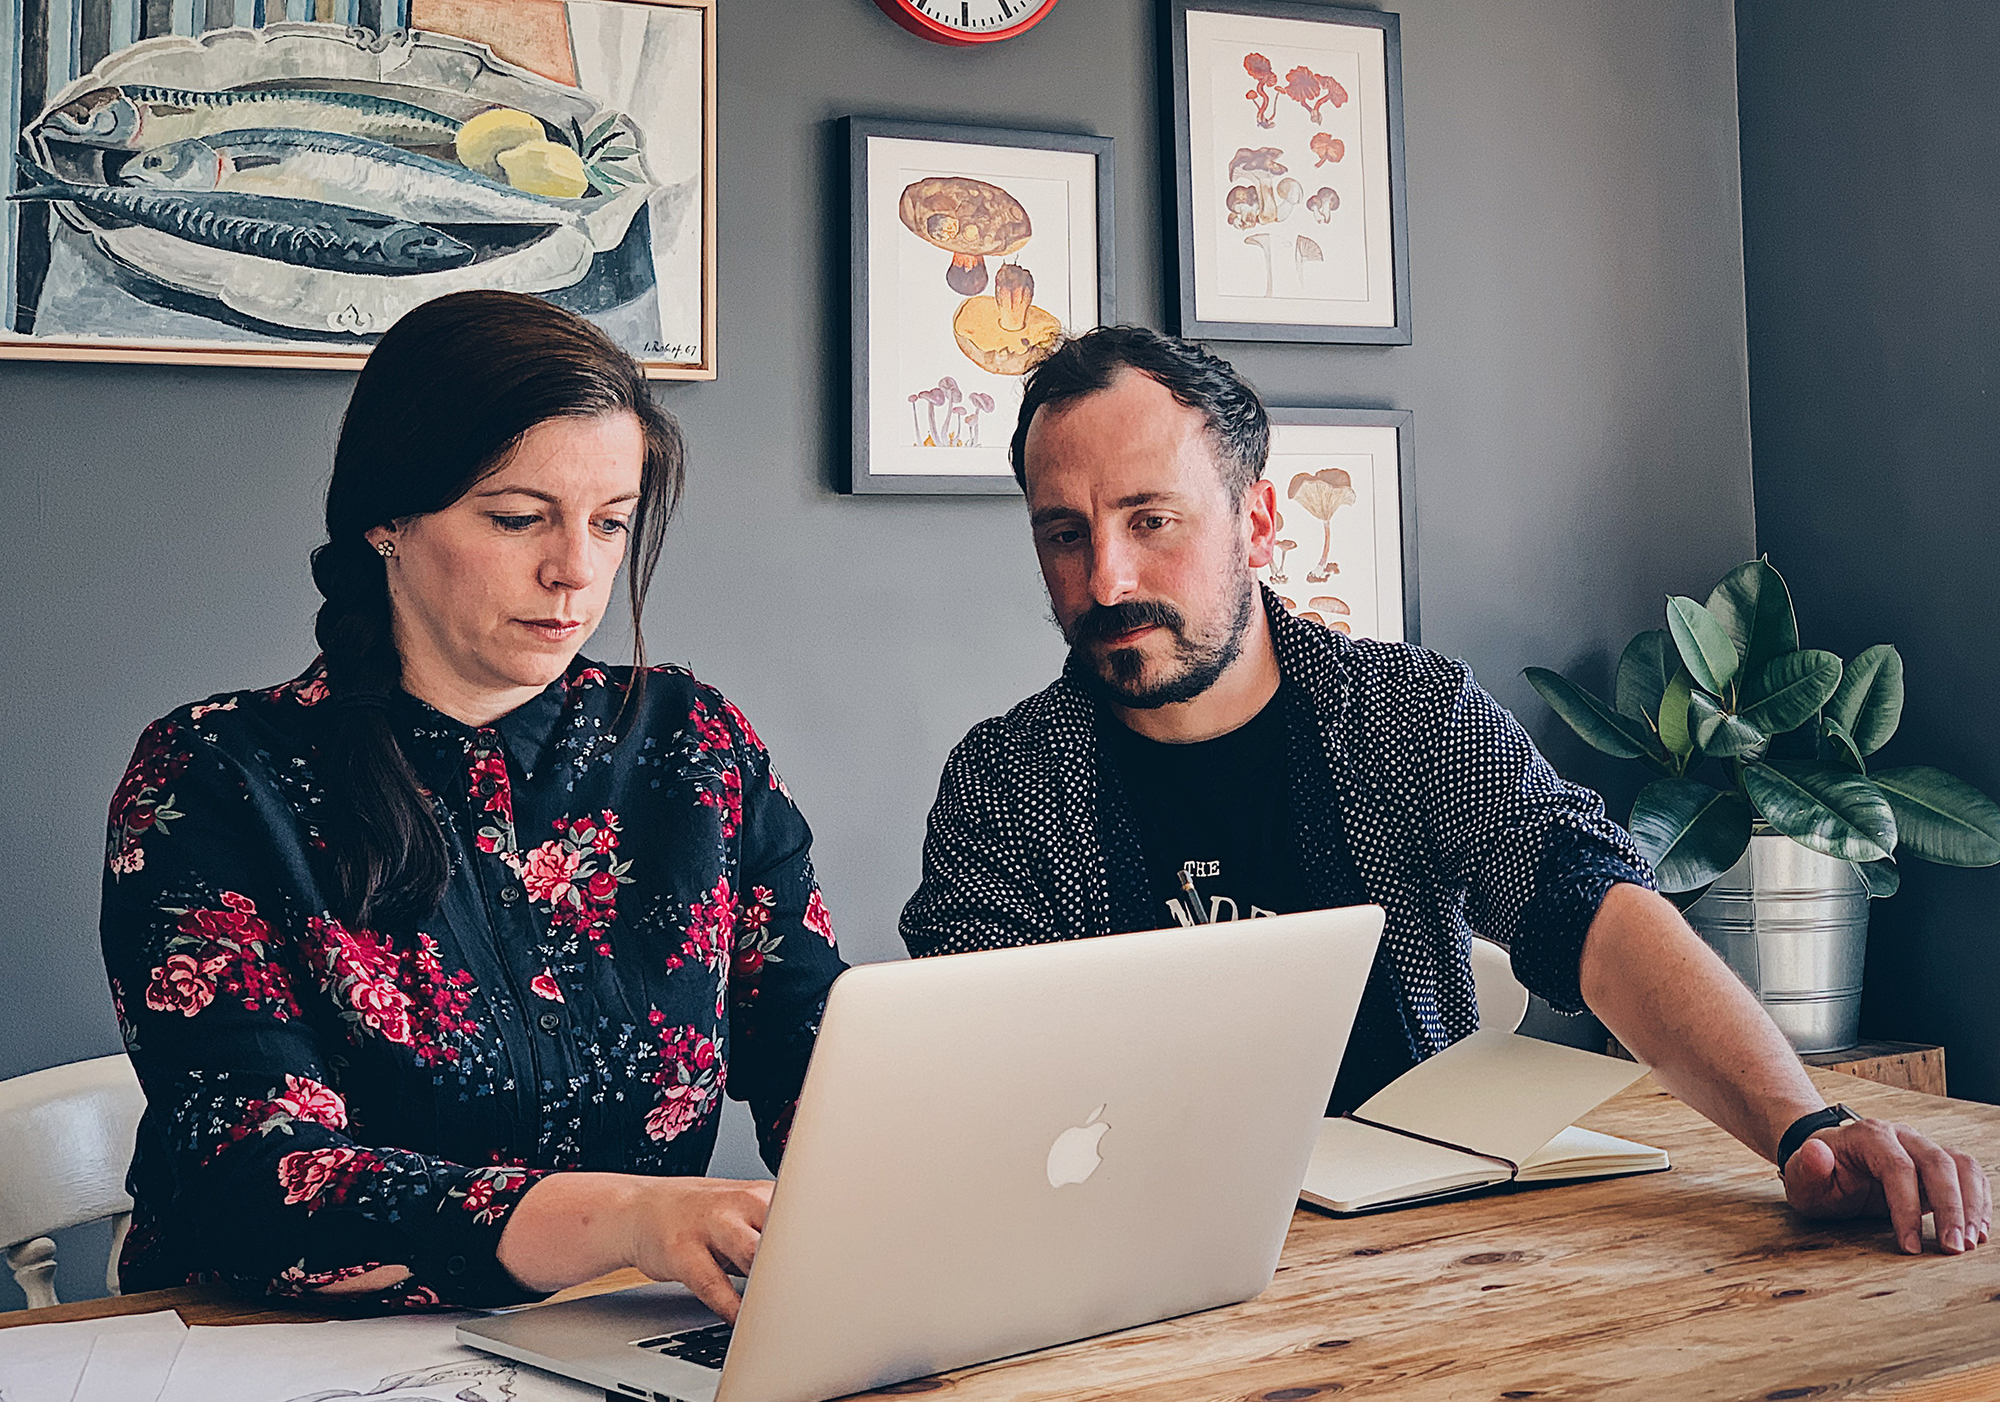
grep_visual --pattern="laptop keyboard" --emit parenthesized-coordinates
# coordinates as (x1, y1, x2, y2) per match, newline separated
(633, 1322, 734, 1369)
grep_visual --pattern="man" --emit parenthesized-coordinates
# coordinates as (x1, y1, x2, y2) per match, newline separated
(902, 325, 1989, 1256)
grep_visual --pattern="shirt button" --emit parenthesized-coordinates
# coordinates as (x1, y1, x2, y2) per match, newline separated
(500, 886, 520, 905)
(538, 1012, 562, 1034)
(446, 1255, 467, 1275)
(477, 777, 498, 797)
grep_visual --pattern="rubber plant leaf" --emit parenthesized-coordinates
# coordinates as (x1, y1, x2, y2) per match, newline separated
(1523, 668, 1662, 761)
(1705, 557, 1799, 698)
(1688, 689, 1766, 758)
(1742, 762, 1897, 863)
(1738, 649, 1843, 736)
(1666, 596, 1739, 695)
(1869, 766, 2000, 867)
(1820, 717, 1866, 774)
(1658, 669, 1696, 759)
(1854, 857, 1900, 899)
(1628, 779, 1752, 892)
(1824, 644, 1905, 756)
(1615, 629, 1678, 723)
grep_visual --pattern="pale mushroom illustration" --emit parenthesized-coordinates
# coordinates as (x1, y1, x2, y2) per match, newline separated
(910, 385, 948, 445)
(1296, 234, 1324, 281)
(899, 176, 1033, 295)
(1307, 187, 1340, 223)
(1271, 538, 1298, 583)
(938, 376, 965, 444)
(1288, 467, 1357, 583)
(952, 260, 1061, 375)
(1244, 232, 1275, 296)
(1279, 65, 1349, 122)
(964, 391, 996, 446)
(1225, 148, 1300, 227)
(1244, 53, 1281, 127)
(1308, 595, 1353, 634)
(1310, 133, 1345, 166)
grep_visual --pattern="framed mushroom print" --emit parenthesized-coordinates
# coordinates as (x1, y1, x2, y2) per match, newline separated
(2, 0, 716, 377)
(1257, 407, 1418, 642)
(1163, 0, 1410, 344)
(846, 117, 1114, 494)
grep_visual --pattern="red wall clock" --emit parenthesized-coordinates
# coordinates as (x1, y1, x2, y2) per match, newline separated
(872, 0, 1062, 46)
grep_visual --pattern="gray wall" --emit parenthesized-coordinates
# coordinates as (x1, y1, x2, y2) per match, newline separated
(1737, 1, 2000, 1104)
(0, 0, 1754, 1305)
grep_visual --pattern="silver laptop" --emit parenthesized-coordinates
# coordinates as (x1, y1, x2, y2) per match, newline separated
(459, 906, 1385, 1402)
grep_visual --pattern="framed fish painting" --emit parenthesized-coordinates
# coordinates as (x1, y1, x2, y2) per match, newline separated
(845, 117, 1114, 495)
(1163, 0, 1410, 345)
(1, 0, 716, 377)
(1256, 407, 1418, 642)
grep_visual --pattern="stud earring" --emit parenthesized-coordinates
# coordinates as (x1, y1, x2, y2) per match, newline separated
(374, 540, 396, 559)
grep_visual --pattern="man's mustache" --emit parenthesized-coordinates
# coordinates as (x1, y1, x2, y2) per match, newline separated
(1069, 598, 1187, 644)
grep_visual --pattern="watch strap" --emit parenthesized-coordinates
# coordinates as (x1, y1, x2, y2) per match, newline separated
(1777, 1102, 1861, 1174)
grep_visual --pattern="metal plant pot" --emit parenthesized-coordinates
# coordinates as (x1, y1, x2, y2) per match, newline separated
(1682, 832, 1870, 1054)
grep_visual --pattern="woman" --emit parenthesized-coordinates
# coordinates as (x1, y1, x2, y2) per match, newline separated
(99, 291, 844, 1320)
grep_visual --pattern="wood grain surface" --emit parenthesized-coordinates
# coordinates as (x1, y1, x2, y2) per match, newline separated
(7, 1069, 1994, 1402)
(1802, 1042, 1949, 1099)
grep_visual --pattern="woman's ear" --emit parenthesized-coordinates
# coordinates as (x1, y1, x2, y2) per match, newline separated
(364, 524, 397, 554)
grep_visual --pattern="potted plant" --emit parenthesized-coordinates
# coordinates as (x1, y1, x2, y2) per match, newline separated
(1525, 557, 2000, 1052)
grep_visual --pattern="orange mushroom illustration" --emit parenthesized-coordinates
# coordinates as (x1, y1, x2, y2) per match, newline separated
(1288, 467, 1357, 584)
(1311, 133, 1345, 166)
(1244, 53, 1281, 128)
(899, 177, 1033, 295)
(1308, 595, 1353, 635)
(952, 260, 1061, 375)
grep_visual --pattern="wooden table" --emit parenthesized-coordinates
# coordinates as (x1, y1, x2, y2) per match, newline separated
(7, 1069, 1997, 1402)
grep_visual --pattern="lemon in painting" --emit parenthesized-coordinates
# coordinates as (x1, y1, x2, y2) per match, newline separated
(496, 139, 591, 197)
(457, 108, 544, 179)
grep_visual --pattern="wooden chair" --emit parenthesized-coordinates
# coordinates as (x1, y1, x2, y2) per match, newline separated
(0, 1055, 145, 1309)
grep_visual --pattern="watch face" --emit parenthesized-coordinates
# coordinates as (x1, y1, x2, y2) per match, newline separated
(879, 0, 1061, 44)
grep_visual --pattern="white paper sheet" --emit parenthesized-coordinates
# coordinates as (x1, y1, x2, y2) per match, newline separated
(157, 1317, 599, 1402)
(0, 1309, 186, 1402)
(72, 1310, 189, 1402)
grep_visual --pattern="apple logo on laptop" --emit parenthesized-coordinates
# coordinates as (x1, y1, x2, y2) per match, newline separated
(1046, 1103, 1110, 1188)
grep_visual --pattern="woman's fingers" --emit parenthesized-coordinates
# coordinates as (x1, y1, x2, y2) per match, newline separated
(673, 1248, 745, 1323)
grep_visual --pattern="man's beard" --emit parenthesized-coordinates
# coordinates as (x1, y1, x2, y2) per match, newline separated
(1064, 570, 1257, 709)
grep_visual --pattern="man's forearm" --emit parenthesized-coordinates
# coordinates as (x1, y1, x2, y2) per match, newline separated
(1579, 882, 1823, 1163)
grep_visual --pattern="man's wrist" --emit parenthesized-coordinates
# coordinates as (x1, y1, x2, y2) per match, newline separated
(1777, 1103, 1861, 1174)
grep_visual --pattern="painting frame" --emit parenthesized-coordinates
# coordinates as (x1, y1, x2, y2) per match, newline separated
(845, 116, 1115, 496)
(1259, 406, 1419, 643)
(1163, 0, 1411, 345)
(0, 0, 718, 379)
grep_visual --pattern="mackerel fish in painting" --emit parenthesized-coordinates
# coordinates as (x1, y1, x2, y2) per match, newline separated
(35, 84, 461, 151)
(9, 162, 475, 274)
(122, 129, 578, 227)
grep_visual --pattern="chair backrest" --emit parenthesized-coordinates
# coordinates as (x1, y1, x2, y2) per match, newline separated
(1469, 936, 1531, 1032)
(0, 1055, 145, 1309)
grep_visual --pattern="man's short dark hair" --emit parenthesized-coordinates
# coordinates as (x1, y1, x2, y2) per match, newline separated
(1008, 325, 1270, 499)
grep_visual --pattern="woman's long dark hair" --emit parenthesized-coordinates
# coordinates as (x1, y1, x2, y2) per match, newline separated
(311, 289, 684, 930)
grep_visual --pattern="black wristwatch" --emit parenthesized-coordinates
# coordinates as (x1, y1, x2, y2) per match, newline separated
(1777, 1103, 1862, 1175)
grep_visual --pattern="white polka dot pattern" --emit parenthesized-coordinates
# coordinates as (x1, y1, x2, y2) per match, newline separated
(900, 589, 1657, 1059)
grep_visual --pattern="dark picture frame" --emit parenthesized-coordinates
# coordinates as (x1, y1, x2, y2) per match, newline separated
(1162, 0, 1411, 345)
(845, 117, 1115, 495)
(1259, 407, 1419, 642)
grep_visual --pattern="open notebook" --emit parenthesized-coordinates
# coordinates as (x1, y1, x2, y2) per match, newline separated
(1301, 1028, 1671, 1214)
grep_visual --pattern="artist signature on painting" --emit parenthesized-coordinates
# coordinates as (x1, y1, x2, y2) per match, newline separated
(643, 340, 699, 358)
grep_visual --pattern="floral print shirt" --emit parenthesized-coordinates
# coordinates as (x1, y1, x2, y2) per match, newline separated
(100, 656, 844, 1309)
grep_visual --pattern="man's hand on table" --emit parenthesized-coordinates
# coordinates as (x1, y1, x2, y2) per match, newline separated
(1783, 1115, 1993, 1255)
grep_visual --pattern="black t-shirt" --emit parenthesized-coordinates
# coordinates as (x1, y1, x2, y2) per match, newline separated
(1098, 682, 1420, 1113)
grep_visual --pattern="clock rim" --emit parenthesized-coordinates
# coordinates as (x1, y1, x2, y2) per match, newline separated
(873, 0, 1060, 46)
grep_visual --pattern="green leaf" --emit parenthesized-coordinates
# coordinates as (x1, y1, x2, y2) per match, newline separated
(1523, 668, 1660, 760)
(595, 144, 640, 160)
(1615, 630, 1677, 722)
(1742, 762, 1897, 862)
(1658, 669, 1695, 758)
(1666, 596, 1739, 694)
(1869, 765, 2000, 867)
(1855, 858, 1900, 899)
(1820, 717, 1865, 773)
(583, 112, 621, 153)
(1825, 644, 1905, 756)
(1705, 558, 1800, 692)
(1688, 689, 1766, 757)
(1628, 779, 1753, 892)
(1737, 649, 1843, 736)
